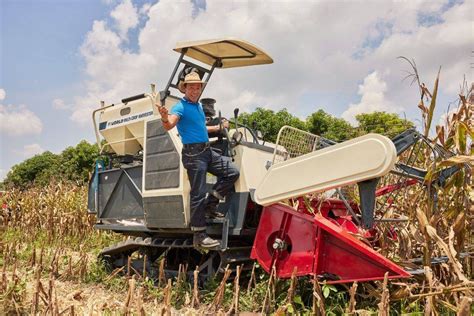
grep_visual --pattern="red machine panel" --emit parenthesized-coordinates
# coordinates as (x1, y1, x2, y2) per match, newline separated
(251, 203, 410, 283)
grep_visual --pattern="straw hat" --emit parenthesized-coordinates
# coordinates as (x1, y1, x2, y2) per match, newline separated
(178, 72, 206, 93)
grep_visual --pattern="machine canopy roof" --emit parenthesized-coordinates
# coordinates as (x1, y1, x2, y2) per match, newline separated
(173, 38, 273, 68)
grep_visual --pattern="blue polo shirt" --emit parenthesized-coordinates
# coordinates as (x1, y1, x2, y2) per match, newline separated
(170, 98, 209, 144)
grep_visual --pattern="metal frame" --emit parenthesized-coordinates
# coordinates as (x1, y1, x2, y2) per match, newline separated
(187, 40, 257, 62)
(160, 51, 218, 106)
(272, 125, 321, 165)
(96, 166, 144, 220)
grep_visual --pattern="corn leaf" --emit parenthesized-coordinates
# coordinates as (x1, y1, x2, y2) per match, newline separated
(438, 155, 473, 167)
(424, 67, 441, 137)
(425, 225, 469, 282)
(455, 122, 467, 153)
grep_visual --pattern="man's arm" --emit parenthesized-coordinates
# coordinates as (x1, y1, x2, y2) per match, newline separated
(157, 104, 179, 130)
(161, 114, 179, 130)
(207, 119, 229, 133)
(207, 125, 220, 133)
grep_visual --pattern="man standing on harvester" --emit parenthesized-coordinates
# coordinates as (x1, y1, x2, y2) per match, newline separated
(157, 72, 240, 248)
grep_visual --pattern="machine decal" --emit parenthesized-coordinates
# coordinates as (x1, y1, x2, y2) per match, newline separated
(100, 110, 154, 130)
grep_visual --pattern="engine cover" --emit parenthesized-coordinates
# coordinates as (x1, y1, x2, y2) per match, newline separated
(254, 134, 397, 206)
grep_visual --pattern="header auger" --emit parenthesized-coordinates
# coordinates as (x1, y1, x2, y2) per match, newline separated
(88, 38, 460, 284)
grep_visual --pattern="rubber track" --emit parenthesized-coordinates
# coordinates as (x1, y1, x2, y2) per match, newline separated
(99, 237, 254, 276)
(99, 236, 194, 257)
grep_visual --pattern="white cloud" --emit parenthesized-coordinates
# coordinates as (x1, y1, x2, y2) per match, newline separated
(0, 89, 5, 101)
(71, 16, 157, 124)
(0, 104, 43, 136)
(110, 0, 139, 39)
(0, 169, 5, 181)
(342, 71, 400, 124)
(19, 144, 45, 158)
(52, 98, 71, 110)
(70, 0, 471, 126)
(139, 3, 152, 15)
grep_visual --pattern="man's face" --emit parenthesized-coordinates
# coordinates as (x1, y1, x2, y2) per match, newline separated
(184, 83, 202, 103)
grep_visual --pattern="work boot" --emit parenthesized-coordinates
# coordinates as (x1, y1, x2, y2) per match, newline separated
(193, 232, 220, 249)
(204, 195, 224, 219)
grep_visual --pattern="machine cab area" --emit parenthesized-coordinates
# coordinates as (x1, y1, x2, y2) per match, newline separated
(159, 38, 274, 156)
(89, 38, 274, 232)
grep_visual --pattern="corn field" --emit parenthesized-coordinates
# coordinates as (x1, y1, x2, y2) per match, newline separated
(0, 73, 473, 315)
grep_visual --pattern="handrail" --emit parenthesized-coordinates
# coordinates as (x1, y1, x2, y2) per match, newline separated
(92, 103, 115, 147)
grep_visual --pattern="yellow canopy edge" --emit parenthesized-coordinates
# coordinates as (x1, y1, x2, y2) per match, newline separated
(173, 38, 273, 68)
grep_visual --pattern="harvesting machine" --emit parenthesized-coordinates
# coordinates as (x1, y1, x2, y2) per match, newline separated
(88, 38, 459, 283)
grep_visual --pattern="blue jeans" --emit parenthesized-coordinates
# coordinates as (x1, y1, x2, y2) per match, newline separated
(182, 145, 240, 230)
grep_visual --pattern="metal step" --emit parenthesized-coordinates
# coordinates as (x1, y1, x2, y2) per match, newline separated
(206, 217, 227, 224)
(205, 216, 230, 250)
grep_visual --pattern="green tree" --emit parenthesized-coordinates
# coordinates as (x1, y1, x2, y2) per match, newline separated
(59, 140, 100, 182)
(239, 108, 307, 143)
(306, 110, 355, 142)
(3, 140, 100, 189)
(4, 151, 60, 188)
(355, 111, 414, 138)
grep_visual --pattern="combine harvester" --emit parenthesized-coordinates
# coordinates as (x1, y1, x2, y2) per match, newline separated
(88, 38, 459, 284)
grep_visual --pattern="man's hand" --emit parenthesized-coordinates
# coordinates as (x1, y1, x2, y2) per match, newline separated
(207, 118, 229, 134)
(156, 103, 169, 122)
(221, 119, 229, 129)
(155, 103, 179, 130)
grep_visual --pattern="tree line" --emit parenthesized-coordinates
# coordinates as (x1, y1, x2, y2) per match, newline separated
(1, 109, 413, 189)
(2, 141, 101, 189)
(239, 108, 413, 143)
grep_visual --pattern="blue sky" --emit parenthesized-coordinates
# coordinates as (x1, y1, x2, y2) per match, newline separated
(1, 1, 106, 171)
(1, 0, 472, 180)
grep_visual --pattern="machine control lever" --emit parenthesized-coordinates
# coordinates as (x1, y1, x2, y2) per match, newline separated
(219, 110, 236, 160)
